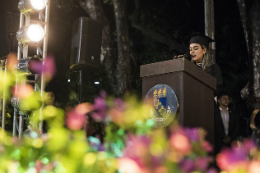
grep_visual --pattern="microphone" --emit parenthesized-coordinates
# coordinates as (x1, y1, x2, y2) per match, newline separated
(173, 54, 189, 59)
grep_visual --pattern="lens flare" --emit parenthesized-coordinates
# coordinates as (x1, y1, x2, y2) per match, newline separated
(27, 24, 44, 42)
(30, 0, 46, 10)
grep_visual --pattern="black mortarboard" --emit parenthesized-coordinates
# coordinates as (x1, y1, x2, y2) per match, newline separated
(184, 32, 215, 48)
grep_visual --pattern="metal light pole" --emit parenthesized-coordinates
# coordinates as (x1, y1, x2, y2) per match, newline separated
(39, 0, 51, 134)
(11, 0, 51, 138)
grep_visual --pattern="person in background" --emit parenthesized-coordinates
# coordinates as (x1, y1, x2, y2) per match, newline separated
(215, 93, 240, 154)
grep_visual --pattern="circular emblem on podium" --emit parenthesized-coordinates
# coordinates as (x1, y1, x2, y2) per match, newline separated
(144, 84, 179, 128)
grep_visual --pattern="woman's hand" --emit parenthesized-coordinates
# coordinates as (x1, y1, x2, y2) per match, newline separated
(173, 55, 184, 59)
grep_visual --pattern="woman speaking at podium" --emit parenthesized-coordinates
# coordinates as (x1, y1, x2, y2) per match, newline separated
(187, 33, 223, 97)
(176, 33, 223, 97)
(185, 33, 223, 159)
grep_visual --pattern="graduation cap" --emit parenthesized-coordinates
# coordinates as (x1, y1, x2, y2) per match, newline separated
(184, 32, 214, 48)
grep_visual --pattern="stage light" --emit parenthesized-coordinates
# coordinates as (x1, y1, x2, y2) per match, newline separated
(28, 24, 44, 42)
(68, 79, 71, 82)
(18, 0, 46, 15)
(31, 0, 46, 10)
(17, 24, 44, 45)
(12, 58, 42, 76)
(94, 81, 100, 85)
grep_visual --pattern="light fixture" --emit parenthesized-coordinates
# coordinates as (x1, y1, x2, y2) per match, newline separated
(17, 24, 44, 45)
(18, 0, 46, 15)
(94, 81, 100, 85)
(68, 79, 71, 82)
(12, 58, 42, 76)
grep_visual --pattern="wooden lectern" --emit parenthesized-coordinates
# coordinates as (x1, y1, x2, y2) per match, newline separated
(140, 58, 216, 144)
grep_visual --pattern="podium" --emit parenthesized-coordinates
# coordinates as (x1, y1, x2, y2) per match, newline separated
(140, 58, 216, 144)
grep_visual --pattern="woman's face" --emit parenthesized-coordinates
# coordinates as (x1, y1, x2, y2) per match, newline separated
(189, 43, 207, 63)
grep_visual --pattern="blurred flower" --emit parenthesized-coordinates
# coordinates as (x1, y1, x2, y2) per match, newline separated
(30, 56, 56, 81)
(183, 128, 200, 141)
(195, 157, 209, 170)
(6, 53, 18, 70)
(201, 141, 213, 152)
(113, 98, 126, 112)
(118, 158, 143, 173)
(207, 168, 218, 173)
(75, 103, 93, 115)
(216, 147, 248, 171)
(180, 159, 195, 173)
(248, 160, 260, 173)
(12, 84, 34, 98)
(170, 132, 191, 155)
(92, 96, 107, 122)
(123, 135, 150, 159)
(66, 110, 85, 130)
(109, 108, 124, 125)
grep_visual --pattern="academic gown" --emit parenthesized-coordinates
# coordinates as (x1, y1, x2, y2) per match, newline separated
(207, 64, 223, 97)
(197, 63, 224, 155)
(197, 63, 223, 96)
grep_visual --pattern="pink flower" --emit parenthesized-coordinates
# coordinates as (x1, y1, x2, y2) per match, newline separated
(216, 147, 248, 170)
(117, 158, 143, 173)
(6, 53, 18, 70)
(170, 133, 191, 155)
(109, 108, 124, 125)
(201, 141, 213, 152)
(123, 135, 151, 159)
(12, 84, 34, 98)
(75, 103, 93, 115)
(66, 110, 85, 130)
(195, 157, 208, 170)
(248, 160, 260, 173)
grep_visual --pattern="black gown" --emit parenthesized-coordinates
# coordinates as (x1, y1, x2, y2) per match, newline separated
(197, 63, 223, 96)
(198, 63, 223, 156)
(207, 64, 223, 97)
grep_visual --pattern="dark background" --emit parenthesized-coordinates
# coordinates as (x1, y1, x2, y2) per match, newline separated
(0, 0, 251, 136)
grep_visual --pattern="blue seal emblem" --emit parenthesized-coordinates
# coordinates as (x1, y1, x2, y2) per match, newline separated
(144, 84, 179, 128)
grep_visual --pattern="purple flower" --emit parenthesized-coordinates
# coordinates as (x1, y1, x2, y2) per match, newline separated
(91, 96, 107, 122)
(217, 147, 248, 170)
(195, 157, 208, 170)
(30, 56, 56, 80)
(207, 168, 218, 173)
(184, 128, 200, 141)
(180, 159, 195, 172)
